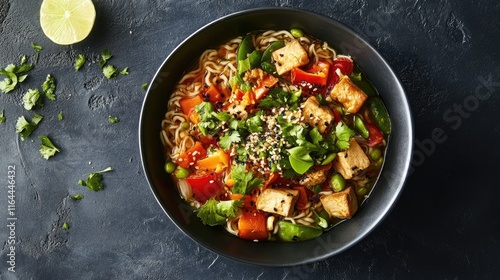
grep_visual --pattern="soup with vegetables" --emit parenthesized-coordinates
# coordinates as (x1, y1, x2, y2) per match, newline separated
(161, 29, 391, 242)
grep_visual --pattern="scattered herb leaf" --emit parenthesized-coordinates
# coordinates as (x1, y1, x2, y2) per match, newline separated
(62, 222, 69, 230)
(38, 135, 60, 160)
(0, 109, 5, 123)
(197, 197, 243, 226)
(119, 67, 129, 75)
(141, 83, 148, 90)
(78, 167, 113, 191)
(74, 54, 86, 71)
(99, 50, 112, 68)
(42, 74, 56, 101)
(22, 88, 43, 110)
(31, 43, 43, 63)
(70, 193, 84, 200)
(230, 164, 264, 195)
(58, 111, 63, 120)
(15, 113, 43, 140)
(108, 116, 119, 123)
(103, 64, 118, 79)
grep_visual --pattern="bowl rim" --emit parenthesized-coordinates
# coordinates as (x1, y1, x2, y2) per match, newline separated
(139, 6, 413, 267)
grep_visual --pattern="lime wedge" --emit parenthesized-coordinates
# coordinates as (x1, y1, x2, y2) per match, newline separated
(40, 0, 96, 45)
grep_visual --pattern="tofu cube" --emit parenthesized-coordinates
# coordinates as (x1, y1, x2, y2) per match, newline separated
(320, 186, 358, 219)
(299, 168, 328, 188)
(301, 96, 334, 133)
(256, 188, 299, 217)
(333, 138, 370, 180)
(272, 40, 309, 75)
(329, 71, 367, 114)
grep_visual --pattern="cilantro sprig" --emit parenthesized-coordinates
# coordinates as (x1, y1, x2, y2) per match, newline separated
(78, 167, 113, 192)
(230, 164, 264, 195)
(38, 135, 60, 160)
(197, 197, 243, 226)
(15, 113, 43, 141)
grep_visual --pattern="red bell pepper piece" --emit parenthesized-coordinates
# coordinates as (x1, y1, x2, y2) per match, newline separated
(324, 57, 354, 96)
(253, 74, 279, 100)
(365, 122, 385, 147)
(186, 172, 222, 203)
(291, 60, 330, 93)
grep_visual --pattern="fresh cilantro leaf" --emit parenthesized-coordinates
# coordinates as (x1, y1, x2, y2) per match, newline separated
(20, 55, 27, 65)
(245, 111, 263, 133)
(197, 198, 243, 226)
(99, 50, 113, 68)
(195, 102, 222, 136)
(309, 127, 323, 145)
(120, 67, 129, 75)
(32, 43, 42, 63)
(74, 54, 86, 71)
(38, 135, 60, 160)
(15, 113, 43, 141)
(62, 222, 70, 230)
(235, 147, 249, 163)
(231, 164, 264, 195)
(22, 88, 43, 110)
(141, 83, 148, 90)
(108, 116, 119, 123)
(258, 87, 301, 109)
(70, 193, 84, 200)
(0, 70, 18, 93)
(103, 64, 118, 79)
(335, 122, 355, 151)
(197, 198, 227, 226)
(42, 74, 56, 101)
(219, 131, 241, 150)
(78, 167, 113, 192)
(0, 109, 5, 123)
(58, 111, 63, 120)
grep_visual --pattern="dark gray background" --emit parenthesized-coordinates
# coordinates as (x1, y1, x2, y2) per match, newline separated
(1, 0, 499, 279)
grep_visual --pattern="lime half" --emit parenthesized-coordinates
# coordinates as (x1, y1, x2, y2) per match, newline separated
(40, 0, 96, 45)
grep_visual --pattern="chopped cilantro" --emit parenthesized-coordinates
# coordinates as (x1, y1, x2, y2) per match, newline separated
(31, 43, 42, 63)
(334, 122, 355, 150)
(38, 135, 60, 160)
(42, 74, 56, 101)
(103, 64, 118, 79)
(108, 116, 119, 123)
(74, 54, 86, 71)
(58, 111, 63, 120)
(195, 102, 223, 136)
(15, 113, 43, 140)
(120, 67, 129, 75)
(258, 87, 301, 109)
(62, 222, 69, 230)
(197, 197, 242, 226)
(22, 88, 43, 110)
(99, 50, 113, 68)
(0, 109, 5, 123)
(0, 62, 33, 93)
(245, 111, 264, 133)
(230, 164, 264, 195)
(141, 83, 148, 90)
(219, 131, 241, 150)
(70, 193, 84, 200)
(78, 167, 113, 191)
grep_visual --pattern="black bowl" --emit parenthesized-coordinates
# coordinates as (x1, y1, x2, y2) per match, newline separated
(139, 7, 413, 266)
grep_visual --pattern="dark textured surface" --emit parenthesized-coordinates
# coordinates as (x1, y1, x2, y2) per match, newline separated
(0, 0, 499, 279)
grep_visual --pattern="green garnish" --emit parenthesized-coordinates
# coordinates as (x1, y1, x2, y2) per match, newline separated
(141, 83, 148, 90)
(103, 64, 118, 79)
(38, 135, 60, 160)
(197, 197, 242, 226)
(99, 50, 112, 68)
(78, 167, 113, 192)
(219, 131, 241, 150)
(42, 74, 56, 101)
(0, 61, 34, 93)
(62, 222, 70, 230)
(22, 88, 43, 110)
(0, 109, 5, 123)
(58, 111, 63, 120)
(15, 113, 43, 140)
(119, 67, 129, 75)
(108, 116, 119, 123)
(31, 43, 43, 63)
(334, 122, 355, 150)
(287, 146, 314, 175)
(230, 164, 264, 195)
(70, 193, 84, 200)
(74, 54, 86, 71)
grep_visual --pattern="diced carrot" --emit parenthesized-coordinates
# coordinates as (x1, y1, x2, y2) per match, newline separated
(179, 94, 203, 115)
(238, 211, 268, 240)
(175, 141, 207, 169)
(293, 185, 310, 209)
(194, 148, 230, 173)
(253, 74, 279, 100)
(263, 172, 279, 189)
(228, 193, 243, 201)
(241, 90, 256, 107)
